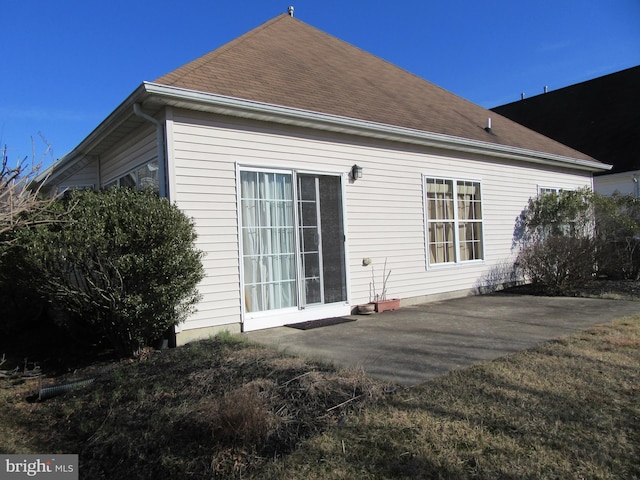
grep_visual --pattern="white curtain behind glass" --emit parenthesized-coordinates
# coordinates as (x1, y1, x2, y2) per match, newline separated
(241, 171, 296, 312)
(426, 179, 455, 264)
(457, 181, 482, 261)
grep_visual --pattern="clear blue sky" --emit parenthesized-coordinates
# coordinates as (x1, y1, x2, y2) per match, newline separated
(2, 0, 639, 168)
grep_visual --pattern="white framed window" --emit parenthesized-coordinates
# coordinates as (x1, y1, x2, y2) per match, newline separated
(424, 176, 484, 266)
(103, 160, 159, 192)
(538, 186, 562, 196)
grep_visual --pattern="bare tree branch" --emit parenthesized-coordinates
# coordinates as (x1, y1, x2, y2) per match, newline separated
(0, 138, 63, 244)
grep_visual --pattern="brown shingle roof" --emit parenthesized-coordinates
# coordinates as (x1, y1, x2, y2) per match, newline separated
(154, 14, 599, 163)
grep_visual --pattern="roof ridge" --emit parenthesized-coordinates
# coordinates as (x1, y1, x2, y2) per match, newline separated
(153, 14, 289, 85)
(157, 14, 459, 101)
(150, 12, 602, 164)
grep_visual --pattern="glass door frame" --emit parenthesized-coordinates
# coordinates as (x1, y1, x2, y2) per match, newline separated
(296, 172, 349, 309)
(237, 164, 351, 328)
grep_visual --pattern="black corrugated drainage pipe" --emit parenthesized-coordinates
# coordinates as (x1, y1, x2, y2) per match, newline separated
(38, 378, 96, 401)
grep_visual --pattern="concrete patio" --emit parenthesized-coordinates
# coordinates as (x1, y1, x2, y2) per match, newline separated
(244, 293, 640, 386)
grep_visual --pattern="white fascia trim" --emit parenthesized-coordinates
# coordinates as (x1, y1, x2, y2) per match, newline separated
(143, 82, 611, 173)
(35, 84, 150, 185)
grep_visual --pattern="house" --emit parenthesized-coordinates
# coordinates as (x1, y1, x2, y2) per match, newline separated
(40, 13, 610, 343)
(492, 66, 640, 196)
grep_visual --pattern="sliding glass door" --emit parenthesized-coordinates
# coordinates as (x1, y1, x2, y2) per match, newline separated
(240, 169, 346, 315)
(297, 174, 347, 306)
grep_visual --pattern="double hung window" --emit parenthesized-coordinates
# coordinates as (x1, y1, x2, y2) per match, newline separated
(425, 177, 484, 265)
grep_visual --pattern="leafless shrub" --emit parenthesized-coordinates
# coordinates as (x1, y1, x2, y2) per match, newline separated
(0, 140, 59, 244)
(517, 236, 596, 294)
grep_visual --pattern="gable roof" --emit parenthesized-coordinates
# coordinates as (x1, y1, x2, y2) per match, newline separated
(41, 14, 610, 187)
(491, 66, 640, 174)
(154, 14, 602, 165)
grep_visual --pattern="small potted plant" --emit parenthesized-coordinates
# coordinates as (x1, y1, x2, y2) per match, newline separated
(369, 258, 400, 313)
(357, 303, 375, 315)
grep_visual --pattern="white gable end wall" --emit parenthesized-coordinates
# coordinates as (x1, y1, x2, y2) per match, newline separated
(57, 161, 99, 191)
(594, 171, 640, 197)
(169, 110, 594, 339)
(52, 124, 158, 190)
(100, 124, 157, 184)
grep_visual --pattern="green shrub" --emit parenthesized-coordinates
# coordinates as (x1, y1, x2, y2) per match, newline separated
(514, 188, 594, 245)
(13, 187, 204, 356)
(0, 254, 47, 334)
(593, 193, 640, 280)
(514, 188, 596, 293)
(0, 143, 63, 334)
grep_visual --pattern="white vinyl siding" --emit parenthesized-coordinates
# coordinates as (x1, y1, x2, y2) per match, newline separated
(50, 125, 157, 194)
(100, 125, 157, 187)
(169, 109, 594, 332)
(593, 171, 638, 197)
(57, 161, 98, 192)
(50, 108, 596, 334)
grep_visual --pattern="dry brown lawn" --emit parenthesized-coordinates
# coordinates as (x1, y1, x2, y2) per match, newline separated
(1, 316, 639, 479)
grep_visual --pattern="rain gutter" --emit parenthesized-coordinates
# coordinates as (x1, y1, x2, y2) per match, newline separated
(142, 82, 611, 173)
(36, 81, 611, 189)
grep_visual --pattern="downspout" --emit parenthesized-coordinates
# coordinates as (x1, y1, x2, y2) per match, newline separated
(132, 103, 175, 346)
(132, 103, 168, 199)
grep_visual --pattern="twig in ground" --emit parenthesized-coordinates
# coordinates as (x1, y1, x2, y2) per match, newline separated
(281, 371, 315, 387)
(326, 394, 365, 412)
(0, 367, 20, 379)
(86, 407, 113, 445)
(0, 356, 42, 379)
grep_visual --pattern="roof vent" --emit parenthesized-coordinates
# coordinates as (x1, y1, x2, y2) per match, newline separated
(521, 92, 526, 100)
(288, 5, 294, 17)
(544, 85, 548, 93)
(484, 117, 493, 133)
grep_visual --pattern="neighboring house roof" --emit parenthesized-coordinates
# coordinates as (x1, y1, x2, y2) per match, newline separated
(40, 14, 609, 186)
(154, 14, 601, 164)
(491, 65, 640, 175)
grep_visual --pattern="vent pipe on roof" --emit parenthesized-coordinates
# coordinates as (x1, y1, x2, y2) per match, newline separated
(484, 117, 493, 134)
(544, 85, 548, 94)
(288, 5, 294, 17)
(521, 92, 526, 100)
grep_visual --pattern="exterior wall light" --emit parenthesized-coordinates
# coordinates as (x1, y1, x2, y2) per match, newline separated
(351, 164, 363, 180)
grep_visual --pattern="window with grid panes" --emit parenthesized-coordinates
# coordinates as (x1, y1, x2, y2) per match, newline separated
(425, 177, 484, 265)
